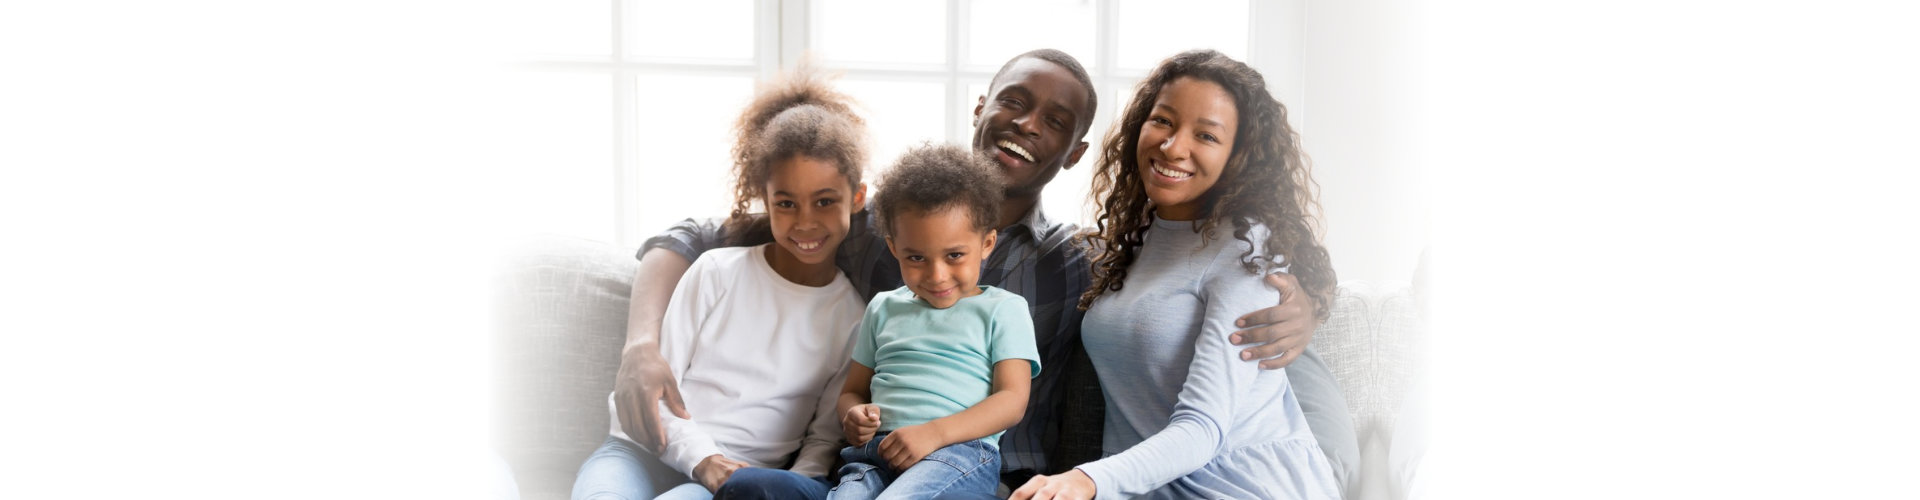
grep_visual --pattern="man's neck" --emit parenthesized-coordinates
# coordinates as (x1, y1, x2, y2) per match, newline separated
(997, 194, 1040, 230)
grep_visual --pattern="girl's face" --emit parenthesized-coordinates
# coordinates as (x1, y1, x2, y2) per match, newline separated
(1135, 76, 1239, 221)
(765, 155, 863, 267)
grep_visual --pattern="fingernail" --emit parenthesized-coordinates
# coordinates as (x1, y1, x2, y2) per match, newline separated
(1236, 319, 1246, 327)
(1230, 334, 1242, 343)
(1240, 351, 1252, 360)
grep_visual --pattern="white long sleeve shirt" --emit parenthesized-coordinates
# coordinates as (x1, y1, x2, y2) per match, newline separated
(606, 244, 866, 477)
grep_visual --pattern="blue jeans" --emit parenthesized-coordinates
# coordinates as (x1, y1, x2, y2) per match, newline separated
(827, 432, 1001, 500)
(572, 436, 712, 500)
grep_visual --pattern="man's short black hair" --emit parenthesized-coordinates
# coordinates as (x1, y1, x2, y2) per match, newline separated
(989, 49, 1099, 140)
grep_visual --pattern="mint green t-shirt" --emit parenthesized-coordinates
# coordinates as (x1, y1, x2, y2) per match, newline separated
(852, 285, 1041, 449)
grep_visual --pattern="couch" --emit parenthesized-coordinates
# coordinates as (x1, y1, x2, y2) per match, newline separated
(493, 235, 1424, 500)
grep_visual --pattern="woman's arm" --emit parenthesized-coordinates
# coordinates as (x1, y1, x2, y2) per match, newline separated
(876, 359, 1031, 470)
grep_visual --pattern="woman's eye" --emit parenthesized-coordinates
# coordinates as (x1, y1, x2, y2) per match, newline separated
(1199, 132, 1219, 143)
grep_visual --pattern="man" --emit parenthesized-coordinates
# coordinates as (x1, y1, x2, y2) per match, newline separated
(610, 49, 1357, 497)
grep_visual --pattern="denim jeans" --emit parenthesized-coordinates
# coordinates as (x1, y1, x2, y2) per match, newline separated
(827, 432, 1001, 500)
(571, 436, 712, 500)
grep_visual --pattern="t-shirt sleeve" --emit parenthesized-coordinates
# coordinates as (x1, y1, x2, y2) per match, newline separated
(638, 216, 729, 263)
(850, 299, 882, 370)
(988, 295, 1041, 378)
(654, 254, 730, 476)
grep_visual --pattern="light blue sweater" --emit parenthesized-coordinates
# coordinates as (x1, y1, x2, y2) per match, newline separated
(1078, 218, 1339, 500)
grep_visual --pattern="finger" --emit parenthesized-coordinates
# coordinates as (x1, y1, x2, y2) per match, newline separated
(662, 382, 691, 419)
(637, 390, 666, 449)
(1259, 347, 1304, 370)
(1237, 329, 1302, 361)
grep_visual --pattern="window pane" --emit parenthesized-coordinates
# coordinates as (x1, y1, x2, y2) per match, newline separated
(630, 74, 755, 242)
(497, 72, 615, 242)
(626, 0, 756, 61)
(815, 0, 946, 65)
(966, 0, 1095, 70)
(837, 79, 947, 176)
(506, 0, 611, 57)
(1116, 0, 1249, 70)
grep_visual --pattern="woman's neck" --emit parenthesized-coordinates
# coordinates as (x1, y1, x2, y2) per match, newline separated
(764, 244, 838, 287)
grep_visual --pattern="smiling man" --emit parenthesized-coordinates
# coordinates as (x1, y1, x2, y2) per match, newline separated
(604, 49, 1358, 498)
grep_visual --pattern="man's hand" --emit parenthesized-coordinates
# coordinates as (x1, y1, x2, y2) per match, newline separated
(693, 454, 750, 492)
(1231, 273, 1320, 370)
(613, 342, 689, 451)
(877, 423, 942, 471)
(1010, 469, 1097, 500)
(842, 403, 880, 446)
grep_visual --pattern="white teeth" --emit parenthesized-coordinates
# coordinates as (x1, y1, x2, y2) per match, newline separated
(997, 140, 1035, 162)
(1151, 161, 1193, 179)
(796, 240, 821, 251)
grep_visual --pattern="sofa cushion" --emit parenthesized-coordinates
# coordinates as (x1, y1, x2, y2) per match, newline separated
(493, 236, 637, 500)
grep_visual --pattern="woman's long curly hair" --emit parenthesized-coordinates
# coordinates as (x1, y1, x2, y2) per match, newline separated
(724, 63, 869, 244)
(1078, 50, 1335, 321)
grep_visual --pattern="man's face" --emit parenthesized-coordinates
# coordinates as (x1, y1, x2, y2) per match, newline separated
(970, 57, 1093, 200)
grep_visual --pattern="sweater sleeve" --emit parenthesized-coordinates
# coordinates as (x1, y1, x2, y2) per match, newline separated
(654, 255, 729, 477)
(791, 320, 860, 477)
(638, 216, 731, 263)
(1075, 252, 1273, 499)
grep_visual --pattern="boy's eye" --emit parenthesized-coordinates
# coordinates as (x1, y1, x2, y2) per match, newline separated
(905, 255, 925, 263)
(946, 252, 965, 260)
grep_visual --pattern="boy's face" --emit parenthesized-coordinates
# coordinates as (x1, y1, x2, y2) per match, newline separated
(765, 155, 864, 267)
(885, 206, 997, 309)
(971, 57, 1092, 200)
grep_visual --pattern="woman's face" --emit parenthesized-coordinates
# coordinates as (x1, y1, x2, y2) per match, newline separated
(1134, 76, 1238, 221)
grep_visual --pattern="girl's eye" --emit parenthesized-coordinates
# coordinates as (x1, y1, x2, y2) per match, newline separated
(773, 200, 795, 209)
(815, 198, 837, 207)
(946, 252, 965, 260)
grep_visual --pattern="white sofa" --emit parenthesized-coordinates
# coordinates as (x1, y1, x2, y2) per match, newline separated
(492, 235, 1424, 500)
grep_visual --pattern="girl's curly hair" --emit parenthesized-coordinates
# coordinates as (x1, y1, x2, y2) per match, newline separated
(725, 63, 869, 244)
(1078, 50, 1335, 321)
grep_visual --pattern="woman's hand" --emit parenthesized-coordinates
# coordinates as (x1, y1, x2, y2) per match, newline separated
(1231, 272, 1320, 370)
(693, 454, 750, 492)
(1010, 469, 1097, 500)
(841, 403, 881, 446)
(877, 423, 943, 470)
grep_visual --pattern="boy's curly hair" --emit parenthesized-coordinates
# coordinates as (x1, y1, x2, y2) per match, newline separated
(873, 143, 1003, 240)
(725, 63, 869, 243)
(1078, 50, 1336, 321)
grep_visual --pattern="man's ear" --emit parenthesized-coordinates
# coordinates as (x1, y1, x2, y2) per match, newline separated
(1064, 141, 1090, 170)
(973, 95, 986, 123)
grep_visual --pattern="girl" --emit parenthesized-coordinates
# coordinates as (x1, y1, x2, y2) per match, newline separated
(572, 66, 872, 500)
(1013, 49, 1340, 500)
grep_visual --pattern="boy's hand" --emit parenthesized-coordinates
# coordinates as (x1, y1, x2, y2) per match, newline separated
(1010, 469, 1097, 500)
(842, 403, 881, 446)
(877, 423, 943, 470)
(613, 343, 690, 451)
(1231, 273, 1320, 370)
(692, 454, 750, 492)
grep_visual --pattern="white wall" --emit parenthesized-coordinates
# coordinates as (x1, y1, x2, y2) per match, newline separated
(1280, 0, 1428, 284)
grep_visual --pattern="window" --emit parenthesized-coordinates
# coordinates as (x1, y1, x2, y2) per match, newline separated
(510, 0, 1273, 247)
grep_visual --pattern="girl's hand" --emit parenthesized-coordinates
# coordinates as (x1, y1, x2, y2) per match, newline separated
(842, 403, 881, 446)
(693, 455, 750, 492)
(877, 423, 942, 470)
(1009, 469, 1097, 500)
